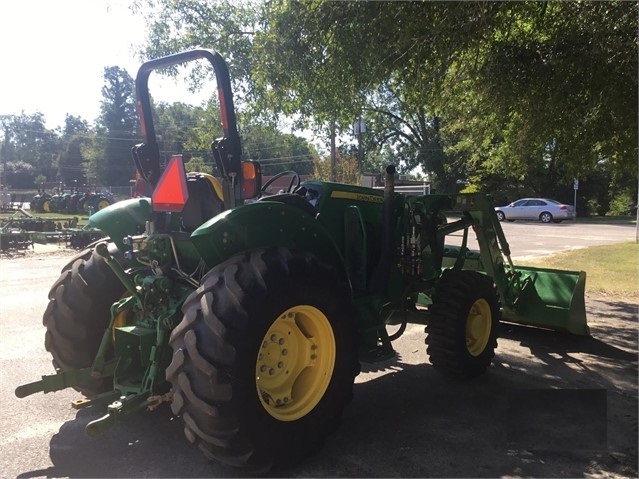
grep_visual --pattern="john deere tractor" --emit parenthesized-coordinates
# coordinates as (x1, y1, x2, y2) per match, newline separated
(16, 49, 588, 472)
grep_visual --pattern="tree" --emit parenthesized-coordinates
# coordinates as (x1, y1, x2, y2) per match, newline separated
(184, 156, 212, 174)
(0, 113, 59, 188)
(439, 1, 637, 202)
(362, 85, 464, 192)
(91, 66, 139, 186)
(239, 122, 318, 175)
(135, 0, 261, 111)
(313, 152, 359, 184)
(138, 0, 637, 213)
(57, 114, 92, 186)
(153, 99, 221, 169)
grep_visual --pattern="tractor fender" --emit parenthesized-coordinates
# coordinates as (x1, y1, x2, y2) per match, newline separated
(191, 201, 351, 288)
(87, 198, 153, 252)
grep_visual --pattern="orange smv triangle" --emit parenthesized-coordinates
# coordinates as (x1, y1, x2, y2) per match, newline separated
(152, 155, 189, 212)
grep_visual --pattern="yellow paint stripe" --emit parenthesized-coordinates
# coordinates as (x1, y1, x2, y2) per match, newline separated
(330, 191, 384, 203)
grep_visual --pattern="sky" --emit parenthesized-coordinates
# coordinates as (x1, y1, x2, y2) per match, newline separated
(0, 0, 152, 129)
(0, 0, 335, 151)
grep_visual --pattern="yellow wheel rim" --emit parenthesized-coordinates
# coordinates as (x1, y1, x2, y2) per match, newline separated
(256, 305, 335, 421)
(465, 298, 492, 357)
(97, 200, 110, 210)
(43, 201, 50, 212)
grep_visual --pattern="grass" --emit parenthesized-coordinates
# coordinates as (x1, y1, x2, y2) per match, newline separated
(517, 242, 639, 298)
(573, 215, 636, 225)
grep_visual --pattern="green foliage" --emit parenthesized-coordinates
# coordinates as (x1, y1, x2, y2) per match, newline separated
(92, 66, 139, 186)
(81, 135, 106, 187)
(154, 100, 220, 167)
(149, 99, 319, 177)
(98, 67, 138, 135)
(240, 122, 318, 175)
(313, 153, 359, 185)
(0, 113, 60, 188)
(138, 0, 636, 204)
(440, 1, 637, 190)
(519, 242, 639, 298)
(136, 0, 260, 110)
(2, 160, 35, 188)
(58, 115, 92, 185)
(184, 156, 212, 174)
(608, 189, 638, 217)
(1, 0, 635, 216)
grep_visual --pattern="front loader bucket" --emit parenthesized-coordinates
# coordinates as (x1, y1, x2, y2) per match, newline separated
(502, 265, 589, 336)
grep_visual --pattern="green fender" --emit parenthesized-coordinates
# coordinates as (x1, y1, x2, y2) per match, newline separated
(88, 198, 153, 252)
(191, 201, 351, 287)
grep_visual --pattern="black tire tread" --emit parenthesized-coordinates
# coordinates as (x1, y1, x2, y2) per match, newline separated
(167, 247, 358, 471)
(426, 269, 500, 379)
(43, 244, 125, 396)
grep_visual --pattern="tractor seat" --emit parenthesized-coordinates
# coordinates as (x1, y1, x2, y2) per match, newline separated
(181, 172, 224, 232)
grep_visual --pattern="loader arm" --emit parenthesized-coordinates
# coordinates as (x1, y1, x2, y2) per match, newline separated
(442, 194, 589, 335)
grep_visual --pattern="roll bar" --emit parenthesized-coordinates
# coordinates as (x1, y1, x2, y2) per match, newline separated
(132, 48, 242, 199)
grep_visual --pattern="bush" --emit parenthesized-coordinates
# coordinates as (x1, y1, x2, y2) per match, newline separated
(608, 190, 638, 216)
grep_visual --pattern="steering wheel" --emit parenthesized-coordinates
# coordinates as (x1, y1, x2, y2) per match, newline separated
(259, 170, 301, 197)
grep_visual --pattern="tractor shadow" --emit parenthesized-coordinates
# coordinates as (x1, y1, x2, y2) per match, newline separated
(18, 404, 234, 479)
(19, 300, 638, 478)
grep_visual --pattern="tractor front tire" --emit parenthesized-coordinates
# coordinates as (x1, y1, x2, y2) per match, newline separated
(167, 247, 359, 472)
(426, 269, 500, 379)
(43, 243, 126, 397)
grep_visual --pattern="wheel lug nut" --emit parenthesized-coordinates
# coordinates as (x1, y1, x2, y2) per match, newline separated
(262, 341, 268, 349)
(277, 361, 284, 368)
(276, 399, 282, 405)
(258, 353, 263, 360)
(270, 334, 277, 342)
(282, 349, 288, 356)
(283, 397, 289, 403)
(278, 338, 285, 345)
(311, 354, 317, 360)
(311, 344, 317, 350)
(269, 368, 275, 375)
(260, 365, 267, 372)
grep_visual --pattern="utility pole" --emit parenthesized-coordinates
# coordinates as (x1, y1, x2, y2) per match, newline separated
(330, 120, 336, 182)
(636, 146, 638, 243)
(573, 178, 579, 221)
(354, 116, 365, 177)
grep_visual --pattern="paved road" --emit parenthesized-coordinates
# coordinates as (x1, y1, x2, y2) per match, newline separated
(0, 222, 636, 478)
(450, 220, 636, 259)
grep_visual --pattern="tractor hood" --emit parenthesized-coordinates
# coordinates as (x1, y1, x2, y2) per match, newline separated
(88, 198, 153, 251)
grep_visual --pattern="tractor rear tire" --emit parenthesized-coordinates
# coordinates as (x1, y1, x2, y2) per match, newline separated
(426, 269, 500, 379)
(43, 243, 126, 397)
(167, 247, 359, 472)
(92, 196, 112, 211)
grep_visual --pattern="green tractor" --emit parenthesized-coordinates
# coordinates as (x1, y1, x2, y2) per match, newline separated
(15, 49, 588, 472)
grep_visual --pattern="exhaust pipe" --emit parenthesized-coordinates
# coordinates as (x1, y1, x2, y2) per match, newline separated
(369, 165, 396, 295)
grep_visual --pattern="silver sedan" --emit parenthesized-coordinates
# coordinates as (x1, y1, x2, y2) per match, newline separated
(494, 198, 576, 223)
